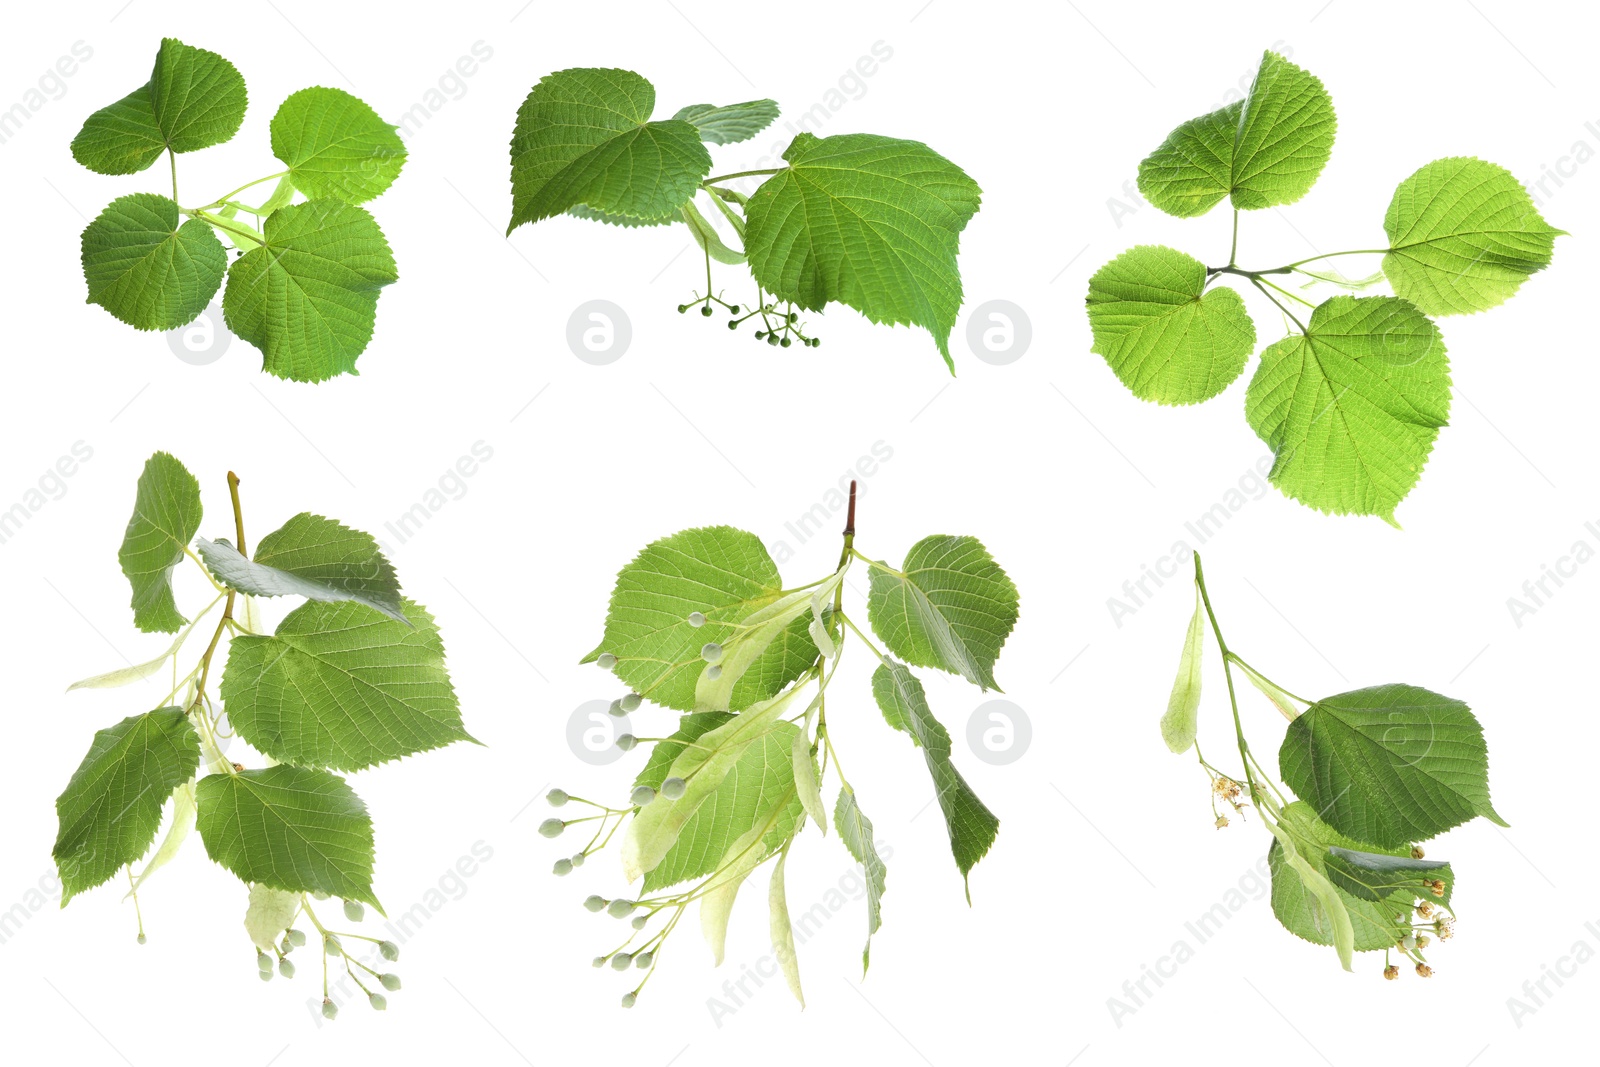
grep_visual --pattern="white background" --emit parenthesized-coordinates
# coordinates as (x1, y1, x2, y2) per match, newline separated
(1, 1, 1595, 1064)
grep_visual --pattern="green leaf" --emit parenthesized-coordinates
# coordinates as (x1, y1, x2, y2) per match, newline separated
(1085, 245, 1257, 405)
(1263, 807, 1354, 969)
(871, 661, 998, 894)
(508, 68, 711, 231)
(566, 204, 675, 227)
(621, 689, 798, 884)
(1137, 50, 1335, 217)
(53, 708, 200, 904)
(147, 37, 248, 153)
(1245, 295, 1449, 523)
(221, 598, 469, 771)
(196, 512, 404, 623)
(643, 719, 804, 893)
(672, 100, 780, 145)
(866, 535, 1018, 690)
(244, 884, 302, 951)
(586, 526, 819, 712)
(118, 451, 203, 634)
(635, 712, 735, 792)
(1325, 847, 1454, 909)
(271, 87, 407, 204)
(81, 193, 227, 331)
(1161, 587, 1205, 753)
(1278, 683, 1507, 849)
(195, 765, 381, 911)
(1268, 801, 1412, 952)
(743, 132, 982, 369)
(768, 846, 805, 1005)
(834, 783, 887, 973)
(71, 85, 164, 175)
(1382, 157, 1565, 315)
(222, 199, 398, 382)
(682, 201, 745, 264)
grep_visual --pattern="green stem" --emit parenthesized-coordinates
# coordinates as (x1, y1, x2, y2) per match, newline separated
(1228, 209, 1239, 266)
(1281, 249, 1389, 270)
(1256, 274, 1317, 310)
(1191, 553, 1261, 804)
(190, 209, 265, 246)
(702, 168, 783, 186)
(1226, 653, 1312, 707)
(169, 150, 178, 203)
(1249, 277, 1308, 334)
(838, 612, 885, 663)
(195, 171, 290, 211)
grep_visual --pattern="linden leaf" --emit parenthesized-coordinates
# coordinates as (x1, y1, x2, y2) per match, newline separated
(118, 451, 203, 634)
(672, 99, 780, 145)
(271, 87, 407, 204)
(196, 512, 405, 623)
(82, 193, 226, 331)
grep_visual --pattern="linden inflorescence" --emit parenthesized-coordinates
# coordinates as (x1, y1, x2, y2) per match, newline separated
(678, 289, 821, 348)
(256, 893, 403, 1020)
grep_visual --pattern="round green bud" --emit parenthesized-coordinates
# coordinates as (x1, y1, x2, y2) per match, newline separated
(539, 818, 566, 838)
(677, 304, 687, 314)
(754, 330, 767, 340)
(597, 652, 617, 670)
(607, 898, 636, 919)
(279, 958, 296, 979)
(570, 852, 586, 868)
(611, 952, 633, 970)
(369, 993, 387, 1011)
(767, 333, 780, 346)
(701, 642, 723, 663)
(630, 785, 655, 807)
(811, 338, 821, 348)
(257, 950, 273, 972)
(700, 305, 713, 317)
(729, 305, 741, 314)
(631, 915, 648, 930)
(287, 928, 308, 947)
(258, 969, 273, 983)
(584, 895, 608, 912)
(616, 734, 638, 751)
(620, 692, 642, 713)
(704, 665, 722, 681)
(635, 951, 654, 969)
(552, 858, 574, 876)
(324, 936, 342, 957)
(379, 941, 400, 962)
(547, 788, 569, 807)
(380, 973, 402, 992)
(343, 900, 365, 923)
(592, 956, 608, 968)
(687, 611, 706, 627)
(788, 312, 799, 324)
(608, 699, 625, 717)
(780, 337, 792, 348)
(322, 998, 339, 1021)
(661, 777, 687, 800)
(137, 933, 147, 946)
(620, 992, 637, 1008)
(727, 320, 739, 331)
(280, 936, 293, 955)
(1403, 934, 1418, 951)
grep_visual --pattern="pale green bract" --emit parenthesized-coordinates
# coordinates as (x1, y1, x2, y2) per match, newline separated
(1262, 807, 1354, 970)
(1279, 683, 1505, 848)
(53, 708, 200, 903)
(871, 661, 998, 895)
(672, 100, 780, 145)
(1138, 51, 1335, 216)
(271, 87, 407, 204)
(1160, 588, 1204, 753)
(196, 512, 405, 623)
(221, 598, 469, 771)
(82, 194, 227, 331)
(196, 765, 381, 911)
(508, 68, 711, 230)
(222, 200, 398, 382)
(1245, 296, 1449, 524)
(768, 847, 804, 1005)
(1267, 802, 1409, 954)
(744, 132, 982, 370)
(1086, 245, 1256, 405)
(244, 884, 302, 951)
(1382, 157, 1565, 315)
(118, 451, 203, 634)
(866, 535, 1018, 690)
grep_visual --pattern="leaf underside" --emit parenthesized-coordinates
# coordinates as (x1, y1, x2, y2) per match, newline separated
(118, 451, 203, 634)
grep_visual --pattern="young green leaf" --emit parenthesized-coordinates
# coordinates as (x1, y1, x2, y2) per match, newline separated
(1160, 588, 1205, 753)
(244, 884, 302, 951)
(221, 598, 469, 771)
(81, 193, 227, 331)
(271, 87, 407, 204)
(1138, 50, 1335, 216)
(118, 452, 203, 634)
(866, 535, 1018, 691)
(1245, 296, 1449, 524)
(1278, 683, 1506, 848)
(508, 68, 711, 231)
(196, 765, 381, 911)
(834, 784, 887, 973)
(1324, 847, 1453, 909)
(672, 100, 780, 145)
(768, 846, 805, 1006)
(871, 661, 998, 895)
(1382, 157, 1565, 315)
(222, 200, 398, 382)
(196, 512, 405, 622)
(584, 526, 820, 712)
(146, 38, 248, 154)
(1085, 245, 1257, 405)
(743, 132, 981, 369)
(53, 708, 201, 903)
